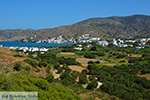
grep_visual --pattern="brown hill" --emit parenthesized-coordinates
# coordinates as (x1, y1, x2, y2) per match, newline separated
(0, 15, 150, 41)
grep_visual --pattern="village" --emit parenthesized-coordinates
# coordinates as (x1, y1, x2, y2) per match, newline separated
(1, 34, 150, 53)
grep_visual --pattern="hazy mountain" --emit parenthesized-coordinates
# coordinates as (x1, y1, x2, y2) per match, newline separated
(0, 15, 150, 41)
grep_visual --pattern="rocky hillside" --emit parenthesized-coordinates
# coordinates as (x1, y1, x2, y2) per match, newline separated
(0, 15, 150, 41)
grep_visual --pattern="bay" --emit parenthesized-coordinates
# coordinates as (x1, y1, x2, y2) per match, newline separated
(0, 41, 73, 47)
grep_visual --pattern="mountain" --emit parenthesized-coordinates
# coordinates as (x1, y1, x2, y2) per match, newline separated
(0, 15, 150, 41)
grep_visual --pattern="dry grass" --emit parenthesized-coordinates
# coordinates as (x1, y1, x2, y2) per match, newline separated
(128, 54, 141, 57)
(76, 58, 104, 67)
(69, 65, 85, 73)
(31, 67, 48, 78)
(61, 52, 75, 55)
(0, 47, 25, 67)
(138, 74, 150, 80)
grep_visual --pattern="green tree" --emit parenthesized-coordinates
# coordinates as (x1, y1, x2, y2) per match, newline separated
(86, 80, 98, 89)
(46, 74, 54, 83)
(79, 73, 87, 84)
(13, 63, 22, 71)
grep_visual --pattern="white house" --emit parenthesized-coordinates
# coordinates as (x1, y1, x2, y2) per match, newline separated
(117, 44, 128, 47)
(74, 47, 82, 51)
(99, 41, 109, 46)
(29, 47, 39, 52)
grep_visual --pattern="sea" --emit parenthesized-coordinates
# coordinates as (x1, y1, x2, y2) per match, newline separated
(0, 41, 73, 47)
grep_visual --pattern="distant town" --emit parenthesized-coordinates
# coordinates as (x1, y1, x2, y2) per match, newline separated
(1, 34, 150, 53)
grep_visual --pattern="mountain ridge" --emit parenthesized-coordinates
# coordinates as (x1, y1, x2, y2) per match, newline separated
(0, 14, 150, 41)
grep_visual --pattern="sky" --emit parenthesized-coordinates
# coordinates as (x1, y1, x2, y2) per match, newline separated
(0, 0, 150, 30)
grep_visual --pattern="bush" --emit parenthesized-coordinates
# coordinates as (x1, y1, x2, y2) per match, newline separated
(13, 54, 23, 57)
(84, 53, 95, 59)
(88, 61, 94, 64)
(46, 74, 54, 83)
(81, 69, 87, 74)
(35, 68, 40, 72)
(25, 65, 31, 71)
(128, 57, 142, 63)
(70, 71, 79, 80)
(54, 64, 60, 69)
(96, 52, 105, 56)
(61, 76, 75, 86)
(142, 54, 148, 57)
(24, 59, 37, 68)
(86, 80, 98, 89)
(116, 54, 127, 59)
(46, 65, 51, 74)
(88, 76, 95, 81)
(62, 65, 71, 73)
(79, 73, 87, 84)
(38, 61, 47, 67)
(119, 60, 126, 63)
(13, 63, 22, 71)
(60, 72, 70, 80)
(57, 67, 63, 74)
(95, 61, 100, 64)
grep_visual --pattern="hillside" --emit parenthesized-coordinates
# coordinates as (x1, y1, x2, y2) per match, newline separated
(0, 15, 150, 41)
(0, 47, 120, 100)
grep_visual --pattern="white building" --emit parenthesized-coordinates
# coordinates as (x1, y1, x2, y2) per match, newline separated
(29, 47, 39, 52)
(99, 41, 109, 46)
(112, 38, 124, 46)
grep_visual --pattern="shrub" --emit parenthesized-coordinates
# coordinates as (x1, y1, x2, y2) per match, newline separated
(116, 54, 127, 59)
(46, 74, 54, 83)
(62, 65, 71, 73)
(86, 80, 98, 89)
(88, 61, 94, 64)
(61, 76, 75, 86)
(46, 65, 51, 74)
(24, 59, 37, 68)
(25, 65, 31, 71)
(84, 53, 96, 59)
(57, 67, 63, 74)
(142, 54, 148, 57)
(79, 73, 87, 84)
(96, 52, 105, 56)
(13, 54, 23, 57)
(95, 61, 100, 64)
(81, 69, 87, 74)
(70, 71, 79, 80)
(35, 68, 40, 72)
(60, 72, 70, 80)
(13, 63, 22, 71)
(54, 64, 60, 69)
(88, 76, 95, 81)
(38, 61, 47, 67)
(119, 60, 126, 63)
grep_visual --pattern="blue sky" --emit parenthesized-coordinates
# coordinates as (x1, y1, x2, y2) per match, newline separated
(0, 0, 150, 30)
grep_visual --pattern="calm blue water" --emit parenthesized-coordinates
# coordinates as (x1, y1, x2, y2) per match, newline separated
(0, 41, 73, 47)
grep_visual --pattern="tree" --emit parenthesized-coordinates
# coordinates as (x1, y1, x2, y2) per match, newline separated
(86, 80, 98, 89)
(46, 74, 54, 83)
(54, 64, 60, 69)
(70, 71, 79, 80)
(90, 46, 97, 51)
(79, 73, 87, 84)
(13, 63, 22, 71)
(57, 67, 63, 74)
(88, 76, 95, 81)
(88, 61, 94, 64)
(38, 61, 47, 67)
